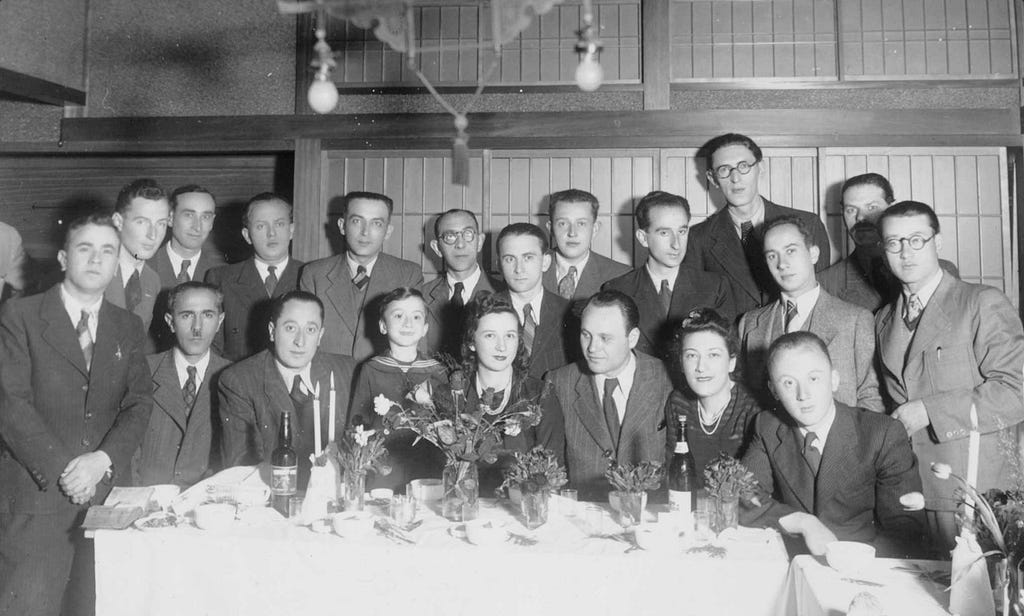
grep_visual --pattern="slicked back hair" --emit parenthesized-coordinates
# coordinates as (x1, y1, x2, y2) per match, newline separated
(635, 190, 690, 230)
(548, 189, 600, 221)
(115, 178, 167, 214)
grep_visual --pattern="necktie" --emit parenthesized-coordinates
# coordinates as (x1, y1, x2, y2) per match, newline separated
(76, 310, 93, 371)
(659, 279, 672, 316)
(177, 259, 192, 284)
(904, 294, 923, 330)
(557, 266, 577, 300)
(740, 221, 754, 247)
(784, 300, 798, 333)
(522, 303, 537, 356)
(125, 269, 142, 312)
(289, 374, 309, 409)
(603, 377, 621, 445)
(803, 431, 821, 475)
(264, 265, 278, 297)
(353, 265, 369, 290)
(451, 281, 465, 307)
(183, 365, 198, 410)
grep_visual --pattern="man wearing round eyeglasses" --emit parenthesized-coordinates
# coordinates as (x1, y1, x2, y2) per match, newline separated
(418, 209, 501, 358)
(875, 200, 1024, 551)
(684, 133, 832, 315)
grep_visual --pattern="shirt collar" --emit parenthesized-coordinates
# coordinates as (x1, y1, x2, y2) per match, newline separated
(446, 265, 482, 302)
(728, 199, 765, 237)
(59, 282, 102, 337)
(780, 284, 821, 317)
(905, 267, 944, 308)
(274, 359, 315, 396)
(173, 347, 211, 388)
(253, 256, 289, 282)
(594, 351, 637, 399)
(166, 243, 201, 277)
(509, 288, 544, 323)
(346, 252, 378, 278)
(644, 262, 678, 292)
(799, 402, 837, 454)
(118, 252, 145, 287)
(555, 252, 589, 281)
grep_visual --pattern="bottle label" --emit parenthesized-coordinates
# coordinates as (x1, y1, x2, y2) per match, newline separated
(674, 442, 690, 454)
(271, 465, 297, 496)
(668, 489, 692, 512)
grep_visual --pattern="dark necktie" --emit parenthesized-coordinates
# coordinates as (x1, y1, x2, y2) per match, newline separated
(784, 300, 798, 333)
(353, 265, 369, 289)
(522, 303, 537, 357)
(803, 431, 821, 475)
(125, 269, 142, 312)
(740, 221, 754, 248)
(659, 279, 672, 316)
(177, 259, 192, 284)
(904, 293, 923, 330)
(264, 265, 278, 297)
(76, 310, 93, 371)
(451, 281, 465, 307)
(183, 365, 197, 410)
(558, 266, 577, 300)
(603, 377, 621, 446)
(289, 374, 309, 410)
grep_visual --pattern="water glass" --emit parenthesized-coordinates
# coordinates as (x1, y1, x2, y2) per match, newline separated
(390, 494, 417, 529)
(287, 496, 303, 519)
(559, 489, 578, 501)
(585, 504, 606, 535)
(693, 509, 714, 542)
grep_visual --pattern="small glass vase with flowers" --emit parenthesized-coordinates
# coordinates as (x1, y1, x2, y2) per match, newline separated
(501, 446, 568, 529)
(330, 419, 391, 512)
(604, 458, 663, 528)
(703, 453, 765, 534)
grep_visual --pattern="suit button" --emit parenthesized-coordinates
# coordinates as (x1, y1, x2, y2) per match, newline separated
(946, 432, 954, 438)
(81, 438, 90, 447)
(81, 385, 88, 392)
(85, 412, 92, 419)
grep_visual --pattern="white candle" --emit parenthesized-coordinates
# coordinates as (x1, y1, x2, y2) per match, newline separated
(313, 382, 322, 456)
(328, 371, 337, 444)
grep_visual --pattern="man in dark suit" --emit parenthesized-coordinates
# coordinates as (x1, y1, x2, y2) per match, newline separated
(604, 191, 734, 360)
(542, 189, 630, 303)
(738, 216, 882, 412)
(206, 193, 303, 362)
(0, 214, 152, 616)
(300, 191, 423, 361)
(546, 290, 673, 501)
(684, 133, 831, 315)
(133, 282, 231, 487)
(820, 173, 959, 313)
(148, 185, 225, 352)
(418, 209, 501, 359)
(219, 291, 356, 489)
(104, 178, 169, 332)
(875, 201, 1024, 549)
(741, 332, 925, 557)
(495, 223, 573, 379)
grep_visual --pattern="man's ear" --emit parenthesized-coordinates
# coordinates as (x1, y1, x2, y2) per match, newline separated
(831, 369, 840, 393)
(430, 239, 442, 259)
(635, 228, 649, 249)
(165, 312, 175, 332)
(541, 251, 552, 273)
(112, 212, 124, 231)
(809, 245, 820, 266)
(242, 228, 253, 246)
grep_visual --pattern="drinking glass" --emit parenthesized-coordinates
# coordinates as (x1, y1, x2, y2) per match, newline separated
(559, 489, 578, 501)
(390, 494, 417, 530)
(693, 509, 714, 542)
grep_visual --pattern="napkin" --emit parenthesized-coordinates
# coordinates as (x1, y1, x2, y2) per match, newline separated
(949, 531, 995, 616)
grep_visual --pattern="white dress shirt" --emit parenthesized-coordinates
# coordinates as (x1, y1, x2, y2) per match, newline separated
(173, 348, 211, 389)
(509, 287, 544, 325)
(645, 262, 678, 292)
(780, 284, 821, 333)
(555, 252, 590, 283)
(904, 267, 944, 310)
(118, 254, 145, 289)
(346, 253, 378, 279)
(799, 402, 837, 455)
(166, 243, 201, 280)
(60, 283, 102, 341)
(254, 257, 289, 285)
(594, 352, 638, 424)
(275, 360, 315, 396)
(729, 199, 765, 239)
(447, 265, 482, 303)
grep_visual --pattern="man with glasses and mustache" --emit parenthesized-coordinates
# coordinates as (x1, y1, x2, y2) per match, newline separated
(820, 173, 958, 313)
(875, 200, 1024, 550)
(684, 133, 831, 315)
(418, 209, 502, 359)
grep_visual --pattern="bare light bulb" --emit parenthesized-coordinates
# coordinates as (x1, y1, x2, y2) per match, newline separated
(575, 53, 603, 92)
(307, 72, 339, 114)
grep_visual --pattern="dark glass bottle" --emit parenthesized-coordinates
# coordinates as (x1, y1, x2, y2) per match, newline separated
(667, 415, 696, 512)
(271, 410, 297, 517)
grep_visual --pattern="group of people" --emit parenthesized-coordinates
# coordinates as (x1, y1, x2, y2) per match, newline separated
(2, 132, 1023, 615)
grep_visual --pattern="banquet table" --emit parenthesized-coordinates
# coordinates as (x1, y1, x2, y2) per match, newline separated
(93, 498, 791, 616)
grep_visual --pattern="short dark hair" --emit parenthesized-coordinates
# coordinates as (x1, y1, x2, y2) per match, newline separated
(548, 189, 599, 221)
(433, 209, 480, 239)
(762, 214, 816, 249)
(63, 213, 120, 251)
(115, 179, 167, 214)
(497, 222, 549, 254)
(877, 200, 940, 235)
(343, 191, 394, 219)
(841, 173, 895, 205)
(170, 185, 216, 211)
(702, 133, 763, 170)
(635, 191, 690, 230)
(460, 292, 529, 382)
(767, 331, 832, 376)
(581, 289, 640, 332)
(166, 281, 224, 315)
(672, 307, 739, 360)
(242, 192, 293, 228)
(378, 287, 426, 320)
(270, 290, 325, 325)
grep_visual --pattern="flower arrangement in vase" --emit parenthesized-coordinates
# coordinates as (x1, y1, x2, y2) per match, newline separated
(501, 446, 568, 529)
(605, 458, 663, 528)
(703, 453, 765, 533)
(331, 420, 391, 511)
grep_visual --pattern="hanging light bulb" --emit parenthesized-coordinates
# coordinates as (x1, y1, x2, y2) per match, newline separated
(308, 70, 339, 114)
(573, 0, 603, 92)
(575, 48, 603, 92)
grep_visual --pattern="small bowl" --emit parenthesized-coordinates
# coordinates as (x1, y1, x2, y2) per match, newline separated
(464, 519, 508, 547)
(369, 488, 394, 501)
(332, 511, 375, 538)
(194, 504, 236, 530)
(408, 479, 443, 502)
(825, 541, 876, 575)
(633, 523, 680, 552)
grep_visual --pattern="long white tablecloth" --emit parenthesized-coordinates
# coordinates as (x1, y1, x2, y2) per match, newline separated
(94, 499, 790, 616)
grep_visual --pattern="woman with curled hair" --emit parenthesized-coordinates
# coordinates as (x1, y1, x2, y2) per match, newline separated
(665, 307, 762, 486)
(460, 292, 565, 494)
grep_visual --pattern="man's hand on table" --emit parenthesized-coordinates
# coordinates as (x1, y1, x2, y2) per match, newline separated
(60, 451, 111, 504)
(779, 512, 838, 556)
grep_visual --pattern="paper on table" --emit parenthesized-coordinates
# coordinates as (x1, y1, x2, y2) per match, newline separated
(170, 466, 268, 515)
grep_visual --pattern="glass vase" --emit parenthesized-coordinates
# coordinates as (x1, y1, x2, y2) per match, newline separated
(442, 460, 479, 522)
(712, 494, 739, 533)
(342, 470, 366, 512)
(615, 491, 646, 528)
(520, 490, 550, 530)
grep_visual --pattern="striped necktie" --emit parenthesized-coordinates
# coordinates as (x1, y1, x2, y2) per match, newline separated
(522, 303, 537, 356)
(177, 259, 192, 284)
(76, 310, 93, 371)
(353, 265, 369, 290)
(904, 294, 924, 330)
(784, 300, 798, 333)
(264, 265, 278, 297)
(557, 266, 577, 300)
(183, 365, 198, 410)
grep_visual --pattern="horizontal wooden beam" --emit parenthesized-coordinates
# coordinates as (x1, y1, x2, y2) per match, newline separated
(59, 108, 1023, 151)
(0, 68, 86, 106)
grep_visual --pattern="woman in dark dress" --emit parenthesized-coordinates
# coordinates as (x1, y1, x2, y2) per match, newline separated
(665, 308, 762, 487)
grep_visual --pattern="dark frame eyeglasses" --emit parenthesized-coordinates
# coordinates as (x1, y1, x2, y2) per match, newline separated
(882, 234, 935, 254)
(439, 228, 478, 245)
(709, 160, 757, 180)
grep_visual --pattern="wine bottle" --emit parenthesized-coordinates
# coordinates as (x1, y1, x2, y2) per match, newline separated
(271, 410, 297, 517)
(667, 415, 696, 512)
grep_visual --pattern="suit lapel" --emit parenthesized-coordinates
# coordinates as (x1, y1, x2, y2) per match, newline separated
(534, 292, 557, 357)
(235, 260, 270, 305)
(104, 268, 127, 308)
(618, 357, 659, 454)
(815, 406, 856, 512)
(151, 352, 188, 432)
(40, 286, 89, 377)
(572, 370, 615, 455)
(324, 257, 357, 334)
(261, 352, 293, 426)
(91, 302, 124, 384)
(705, 214, 759, 303)
(771, 421, 815, 513)
(632, 271, 661, 349)
(806, 290, 838, 346)
(905, 273, 954, 372)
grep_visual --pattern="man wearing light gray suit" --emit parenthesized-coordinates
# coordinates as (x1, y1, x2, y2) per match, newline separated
(546, 290, 673, 502)
(739, 216, 882, 413)
(875, 201, 1024, 549)
(104, 179, 169, 332)
(300, 191, 423, 362)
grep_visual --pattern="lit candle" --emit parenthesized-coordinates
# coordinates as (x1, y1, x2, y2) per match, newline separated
(329, 371, 337, 444)
(313, 382, 322, 455)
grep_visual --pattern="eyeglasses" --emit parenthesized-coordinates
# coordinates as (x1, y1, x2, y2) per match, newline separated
(709, 160, 757, 180)
(882, 234, 935, 254)
(439, 228, 478, 245)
